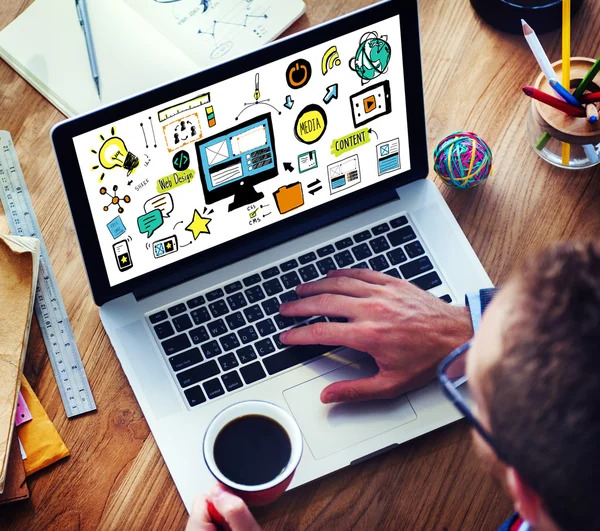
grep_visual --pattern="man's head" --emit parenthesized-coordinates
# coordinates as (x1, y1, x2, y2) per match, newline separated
(467, 241, 600, 531)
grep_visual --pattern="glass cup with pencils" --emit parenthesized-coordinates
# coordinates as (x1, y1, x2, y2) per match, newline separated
(526, 57, 600, 169)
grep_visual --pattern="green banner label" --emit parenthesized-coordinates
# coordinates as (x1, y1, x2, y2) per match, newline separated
(156, 169, 195, 193)
(330, 128, 370, 157)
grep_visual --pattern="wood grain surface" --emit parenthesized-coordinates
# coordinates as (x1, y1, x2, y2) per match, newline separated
(1, 0, 599, 529)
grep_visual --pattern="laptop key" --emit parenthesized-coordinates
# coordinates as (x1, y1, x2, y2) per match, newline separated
(191, 307, 211, 325)
(352, 262, 369, 269)
(352, 243, 373, 261)
(224, 281, 243, 294)
(405, 240, 425, 259)
(206, 288, 224, 302)
(317, 257, 337, 275)
(372, 222, 390, 235)
(209, 299, 228, 318)
(387, 248, 408, 265)
(411, 272, 442, 291)
(238, 325, 258, 344)
(353, 230, 371, 243)
(280, 290, 299, 303)
(299, 264, 319, 282)
(245, 285, 266, 303)
(256, 318, 277, 337)
(240, 362, 267, 384)
(262, 298, 280, 316)
(334, 250, 355, 268)
(201, 340, 222, 359)
(168, 303, 187, 317)
(149, 310, 168, 324)
(236, 345, 257, 364)
(370, 236, 390, 254)
(177, 359, 220, 388)
(298, 252, 316, 265)
(208, 319, 228, 338)
(222, 371, 243, 392)
(317, 244, 335, 257)
(227, 292, 247, 311)
(173, 314, 193, 333)
(400, 257, 434, 280)
(388, 226, 417, 247)
(281, 271, 301, 289)
(369, 255, 390, 272)
(186, 296, 206, 309)
(225, 311, 246, 330)
(162, 334, 192, 356)
(261, 266, 280, 279)
(218, 352, 239, 371)
(263, 344, 333, 375)
(203, 378, 225, 399)
(440, 294, 453, 304)
(280, 259, 298, 272)
(274, 314, 295, 330)
(154, 321, 175, 340)
(243, 305, 264, 323)
(184, 386, 206, 407)
(189, 326, 210, 345)
(256, 338, 276, 357)
(243, 274, 261, 287)
(273, 333, 285, 350)
(170, 347, 203, 372)
(390, 215, 408, 228)
(219, 333, 240, 352)
(335, 237, 354, 250)
(384, 268, 402, 279)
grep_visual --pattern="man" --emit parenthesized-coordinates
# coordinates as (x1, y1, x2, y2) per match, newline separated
(187, 241, 600, 531)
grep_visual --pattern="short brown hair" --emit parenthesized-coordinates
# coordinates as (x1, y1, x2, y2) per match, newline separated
(486, 241, 600, 531)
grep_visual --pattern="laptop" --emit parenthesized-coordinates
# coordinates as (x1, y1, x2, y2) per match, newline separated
(52, 0, 492, 511)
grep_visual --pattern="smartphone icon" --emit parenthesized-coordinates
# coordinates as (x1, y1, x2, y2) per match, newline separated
(153, 235, 179, 259)
(113, 240, 133, 272)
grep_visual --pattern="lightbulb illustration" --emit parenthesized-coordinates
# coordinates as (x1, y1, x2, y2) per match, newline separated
(91, 126, 139, 181)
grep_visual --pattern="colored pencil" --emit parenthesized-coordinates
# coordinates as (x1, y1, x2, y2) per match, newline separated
(583, 144, 600, 164)
(581, 92, 600, 104)
(549, 79, 582, 108)
(573, 57, 600, 100)
(522, 87, 586, 117)
(521, 20, 557, 83)
(561, 0, 571, 165)
(586, 104, 599, 123)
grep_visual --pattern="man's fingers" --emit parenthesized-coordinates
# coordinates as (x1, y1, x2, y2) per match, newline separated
(210, 484, 262, 531)
(327, 268, 395, 285)
(280, 293, 363, 319)
(281, 321, 361, 350)
(320, 373, 404, 404)
(295, 276, 384, 299)
(186, 495, 216, 531)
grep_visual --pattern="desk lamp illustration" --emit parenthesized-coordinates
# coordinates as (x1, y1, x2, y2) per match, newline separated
(236, 73, 281, 121)
(91, 127, 139, 181)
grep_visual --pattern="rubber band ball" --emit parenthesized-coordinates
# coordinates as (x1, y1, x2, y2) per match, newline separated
(433, 132, 493, 189)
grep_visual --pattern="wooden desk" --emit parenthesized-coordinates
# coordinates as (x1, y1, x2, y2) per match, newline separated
(1, 0, 599, 529)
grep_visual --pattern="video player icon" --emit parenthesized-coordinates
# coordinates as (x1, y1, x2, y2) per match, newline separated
(363, 95, 377, 114)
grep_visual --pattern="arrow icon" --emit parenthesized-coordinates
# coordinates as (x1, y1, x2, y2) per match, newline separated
(368, 128, 379, 140)
(309, 186, 322, 195)
(283, 162, 294, 172)
(308, 178, 321, 188)
(284, 95, 294, 110)
(127, 180, 133, 186)
(323, 84, 338, 105)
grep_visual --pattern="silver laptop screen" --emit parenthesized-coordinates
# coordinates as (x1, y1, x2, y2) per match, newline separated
(73, 15, 409, 287)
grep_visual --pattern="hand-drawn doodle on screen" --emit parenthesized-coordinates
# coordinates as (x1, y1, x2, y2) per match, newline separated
(100, 185, 131, 214)
(91, 127, 139, 181)
(321, 46, 341, 75)
(236, 73, 282, 121)
(186, 208, 212, 240)
(162, 112, 203, 153)
(349, 31, 392, 85)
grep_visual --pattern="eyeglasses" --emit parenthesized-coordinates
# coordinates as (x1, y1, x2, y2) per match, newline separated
(437, 340, 509, 463)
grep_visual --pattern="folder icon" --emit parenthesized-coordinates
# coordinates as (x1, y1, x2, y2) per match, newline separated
(273, 182, 304, 214)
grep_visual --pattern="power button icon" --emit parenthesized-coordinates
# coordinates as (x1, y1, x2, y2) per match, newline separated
(286, 59, 312, 89)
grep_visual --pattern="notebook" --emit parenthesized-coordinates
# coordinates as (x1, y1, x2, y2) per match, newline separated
(0, 0, 305, 117)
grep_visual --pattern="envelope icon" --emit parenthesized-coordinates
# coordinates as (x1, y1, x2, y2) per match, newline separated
(380, 144, 390, 157)
(206, 140, 230, 166)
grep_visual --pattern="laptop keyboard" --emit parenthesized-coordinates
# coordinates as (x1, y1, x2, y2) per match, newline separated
(147, 213, 453, 409)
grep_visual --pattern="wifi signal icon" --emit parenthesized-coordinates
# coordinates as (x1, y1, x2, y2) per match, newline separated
(322, 46, 342, 75)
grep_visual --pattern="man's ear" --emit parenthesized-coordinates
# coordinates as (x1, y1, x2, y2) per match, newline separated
(505, 467, 543, 526)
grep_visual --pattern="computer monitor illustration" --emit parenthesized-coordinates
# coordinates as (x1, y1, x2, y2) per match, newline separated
(195, 113, 278, 212)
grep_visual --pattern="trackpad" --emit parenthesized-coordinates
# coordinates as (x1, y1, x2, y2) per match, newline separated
(283, 356, 417, 460)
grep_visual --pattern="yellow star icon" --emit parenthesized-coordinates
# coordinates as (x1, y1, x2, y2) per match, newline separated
(186, 209, 211, 240)
(166, 242, 172, 250)
(120, 255, 128, 264)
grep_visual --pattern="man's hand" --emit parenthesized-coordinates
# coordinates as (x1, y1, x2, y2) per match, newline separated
(279, 269, 473, 404)
(186, 484, 262, 531)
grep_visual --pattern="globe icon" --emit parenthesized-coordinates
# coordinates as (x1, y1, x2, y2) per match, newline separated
(350, 31, 392, 84)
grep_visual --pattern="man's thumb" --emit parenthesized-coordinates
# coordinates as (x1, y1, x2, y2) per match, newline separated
(320, 374, 398, 404)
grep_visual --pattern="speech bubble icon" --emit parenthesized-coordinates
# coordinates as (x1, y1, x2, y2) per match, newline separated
(137, 209, 164, 238)
(144, 193, 174, 218)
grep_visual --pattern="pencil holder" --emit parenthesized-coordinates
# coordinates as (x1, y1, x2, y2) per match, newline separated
(527, 58, 600, 169)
